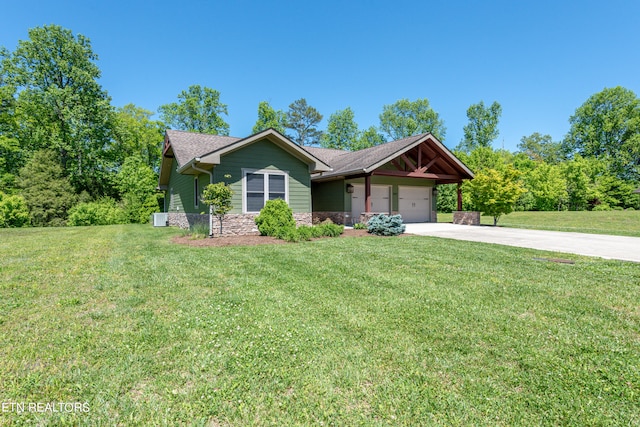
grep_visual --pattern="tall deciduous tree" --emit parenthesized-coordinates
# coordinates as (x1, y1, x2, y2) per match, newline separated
(0, 74, 20, 191)
(379, 98, 446, 141)
(522, 163, 567, 211)
(455, 146, 506, 174)
(111, 104, 165, 172)
(518, 132, 564, 164)
(252, 101, 287, 135)
(116, 156, 160, 223)
(285, 98, 323, 145)
(563, 86, 640, 180)
(1, 25, 114, 196)
(353, 126, 386, 151)
(158, 85, 230, 135)
(561, 155, 593, 211)
(321, 107, 359, 150)
(457, 101, 502, 153)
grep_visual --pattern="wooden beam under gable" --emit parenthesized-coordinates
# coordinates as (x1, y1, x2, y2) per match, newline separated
(391, 158, 404, 171)
(162, 140, 174, 158)
(423, 156, 439, 171)
(372, 169, 459, 180)
(400, 153, 417, 171)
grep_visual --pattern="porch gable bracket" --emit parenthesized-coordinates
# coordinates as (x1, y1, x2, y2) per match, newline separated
(372, 169, 459, 181)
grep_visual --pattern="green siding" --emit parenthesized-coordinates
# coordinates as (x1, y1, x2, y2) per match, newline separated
(311, 179, 346, 211)
(167, 159, 196, 213)
(167, 158, 204, 214)
(212, 139, 311, 214)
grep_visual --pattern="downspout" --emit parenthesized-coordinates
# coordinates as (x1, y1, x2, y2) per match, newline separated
(192, 159, 214, 238)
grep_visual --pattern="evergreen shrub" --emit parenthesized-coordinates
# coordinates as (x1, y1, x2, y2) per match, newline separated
(255, 199, 295, 236)
(367, 214, 406, 236)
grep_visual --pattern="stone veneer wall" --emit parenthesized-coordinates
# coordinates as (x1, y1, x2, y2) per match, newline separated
(168, 212, 312, 236)
(312, 211, 350, 225)
(453, 211, 480, 225)
(359, 212, 381, 224)
(168, 213, 208, 230)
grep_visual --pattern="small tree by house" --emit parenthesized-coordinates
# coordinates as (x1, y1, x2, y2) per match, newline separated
(201, 182, 233, 237)
(466, 167, 526, 225)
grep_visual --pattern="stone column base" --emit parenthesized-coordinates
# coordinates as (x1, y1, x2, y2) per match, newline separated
(453, 211, 480, 225)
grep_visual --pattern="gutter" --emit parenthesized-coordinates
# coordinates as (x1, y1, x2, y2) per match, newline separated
(191, 158, 213, 184)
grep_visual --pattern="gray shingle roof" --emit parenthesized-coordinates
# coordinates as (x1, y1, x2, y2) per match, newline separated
(306, 134, 427, 177)
(166, 129, 240, 168)
(163, 129, 472, 184)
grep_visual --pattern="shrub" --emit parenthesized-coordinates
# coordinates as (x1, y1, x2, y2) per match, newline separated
(277, 223, 344, 242)
(353, 222, 367, 230)
(67, 198, 127, 226)
(255, 199, 295, 236)
(282, 227, 305, 243)
(367, 214, 406, 236)
(308, 225, 325, 238)
(0, 192, 30, 228)
(122, 194, 160, 224)
(188, 222, 210, 239)
(317, 222, 344, 237)
(592, 203, 612, 211)
(296, 225, 316, 241)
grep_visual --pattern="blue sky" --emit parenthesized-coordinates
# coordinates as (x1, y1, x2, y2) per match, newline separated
(3, 0, 639, 151)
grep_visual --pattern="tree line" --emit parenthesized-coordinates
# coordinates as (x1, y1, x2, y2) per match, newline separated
(1, 25, 638, 227)
(438, 86, 640, 221)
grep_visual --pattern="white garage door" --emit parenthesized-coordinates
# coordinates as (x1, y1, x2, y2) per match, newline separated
(351, 185, 390, 220)
(398, 186, 431, 223)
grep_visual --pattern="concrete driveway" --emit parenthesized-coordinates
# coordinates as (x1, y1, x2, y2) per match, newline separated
(404, 223, 640, 263)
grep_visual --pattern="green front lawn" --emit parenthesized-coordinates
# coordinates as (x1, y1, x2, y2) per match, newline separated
(1, 225, 639, 425)
(438, 210, 640, 237)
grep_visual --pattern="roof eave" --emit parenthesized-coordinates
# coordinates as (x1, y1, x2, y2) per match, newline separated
(177, 157, 216, 175)
(362, 137, 426, 173)
(198, 128, 332, 172)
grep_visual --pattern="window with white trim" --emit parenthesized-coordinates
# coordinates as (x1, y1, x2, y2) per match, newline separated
(243, 169, 288, 212)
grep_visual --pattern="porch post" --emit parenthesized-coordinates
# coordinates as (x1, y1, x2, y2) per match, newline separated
(457, 182, 463, 211)
(365, 174, 371, 212)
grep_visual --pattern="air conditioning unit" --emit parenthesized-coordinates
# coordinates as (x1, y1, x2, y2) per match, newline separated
(152, 213, 169, 227)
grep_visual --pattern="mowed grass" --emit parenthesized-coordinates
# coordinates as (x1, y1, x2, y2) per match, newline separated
(0, 225, 639, 426)
(438, 210, 640, 237)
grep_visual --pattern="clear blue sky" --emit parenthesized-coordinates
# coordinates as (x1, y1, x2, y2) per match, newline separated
(3, 0, 639, 151)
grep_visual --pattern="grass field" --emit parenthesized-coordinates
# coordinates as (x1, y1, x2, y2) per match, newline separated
(1, 224, 639, 425)
(438, 210, 640, 237)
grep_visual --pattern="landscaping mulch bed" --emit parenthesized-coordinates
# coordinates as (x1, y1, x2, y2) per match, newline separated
(172, 228, 372, 247)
